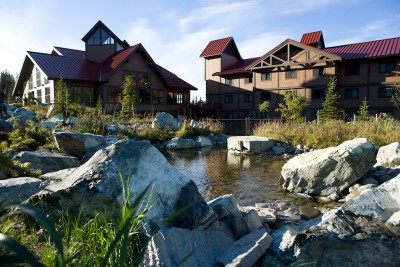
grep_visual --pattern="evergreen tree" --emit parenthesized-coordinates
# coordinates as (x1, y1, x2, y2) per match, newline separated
(390, 68, 400, 109)
(0, 70, 16, 102)
(319, 76, 343, 121)
(54, 77, 69, 117)
(275, 90, 309, 123)
(119, 74, 136, 121)
(357, 97, 370, 121)
(258, 100, 270, 118)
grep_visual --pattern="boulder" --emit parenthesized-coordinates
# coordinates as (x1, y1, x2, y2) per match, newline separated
(208, 194, 242, 220)
(256, 202, 301, 222)
(208, 133, 228, 145)
(0, 177, 46, 206)
(0, 119, 13, 132)
(11, 150, 81, 174)
(65, 116, 78, 127)
(166, 137, 196, 150)
(53, 130, 114, 159)
(11, 107, 36, 121)
(40, 168, 77, 181)
(41, 120, 57, 128)
(195, 136, 214, 147)
(385, 211, 400, 235)
(376, 141, 400, 168)
(281, 138, 376, 196)
(151, 112, 179, 131)
(49, 114, 64, 124)
(227, 136, 276, 154)
(32, 139, 214, 231)
(141, 223, 235, 267)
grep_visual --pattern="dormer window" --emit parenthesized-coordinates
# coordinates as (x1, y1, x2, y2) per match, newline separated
(87, 28, 115, 45)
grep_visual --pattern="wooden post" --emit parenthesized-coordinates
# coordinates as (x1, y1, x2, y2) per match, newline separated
(245, 117, 250, 136)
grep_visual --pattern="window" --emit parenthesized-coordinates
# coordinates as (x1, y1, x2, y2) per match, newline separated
(45, 87, 51, 103)
(152, 89, 164, 104)
(313, 67, 325, 77)
(344, 88, 359, 99)
(379, 62, 395, 73)
(244, 77, 253, 84)
(29, 75, 33, 90)
(138, 89, 151, 104)
(87, 28, 115, 45)
(167, 92, 184, 104)
(138, 73, 150, 87)
(176, 93, 183, 104)
(260, 92, 271, 101)
(244, 94, 253, 103)
(67, 87, 94, 104)
(312, 89, 325, 99)
(225, 94, 233, 103)
(36, 67, 41, 87)
(379, 87, 393, 98)
(36, 89, 42, 104)
(107, 88, 122, 104)
(345, 64, 360, 75)
(225, 112, 233, 119)
(261, 72, 272, 81)
(225, 78, 233, 85)
(285, 69, 297, 79)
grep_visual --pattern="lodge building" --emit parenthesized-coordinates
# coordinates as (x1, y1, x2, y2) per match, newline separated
(200, 31, 400, 120)
(13, 21, 197, 116)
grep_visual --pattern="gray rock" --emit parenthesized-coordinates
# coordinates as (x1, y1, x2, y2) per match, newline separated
(385, 210, 400, 235)
(376, 142, 400, 168)
(243, 209, 263, 231)
(281, 138, 376, 196)
(49, 114, 64, 124)
(151, 112, 179, 131)
(227, 136, 276, 154)
(40, 168, 77, 181)
(0, 177, 46, 206)
(0, 119, 13, 132)
(195, 136, 214, 147)
(166, 137, 196, 150)
(208, 133, 228, 144)
(239, 206, 277, 224)
(227, 217, 251, 239)
(11, 150, 81, 175)
(256, 202, 301, 222)
(53, 130, 111, 159)
(208, 194, 242, 220)
(41, 120, 57, 128)
(361, 177, 379, 186)
(33, 139, 214, 231)
(299, 206, 321, 220)
(11, 107, 36, 121)
(141, 224, 235, 267)
(217, 228, 272, 267)
(272, 146, 286, 154)
(66, 116, 78, 127)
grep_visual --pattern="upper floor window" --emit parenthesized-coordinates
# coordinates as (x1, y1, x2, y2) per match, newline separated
(313, 67, 326, 77)
(345, 64, 360, 76)
(379, 62, 395, 73)
(378, 87, 393, 98)
(225, 94, 233, 103)
(87, 28, 115, 45)
(260, 91, 271, 101)
(36, 67, 41, 87)
(344, 88, 359, 99)
(285, 69, 297, 79)
(138, 73, 150, 87)
(312, 88, 325, 99)
(244, 77, 253, 84)
(261, 72, 272, 81)
(244, 94, 253, 103)
(225, 78, 233, 86)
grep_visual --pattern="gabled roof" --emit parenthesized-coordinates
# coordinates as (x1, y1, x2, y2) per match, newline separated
(81, 20, 130, 49)
(213, 57, 260, 76)
(246, 38, 341, 71)
(325, 37, 400, 60)
(200, 37, 242, 59)
(300, 31, 325, 48)
(156, 65, 197, 90)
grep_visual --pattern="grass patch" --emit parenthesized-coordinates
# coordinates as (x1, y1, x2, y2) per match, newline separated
(253, 117, 400, 149)
(0, 153, 41, 180)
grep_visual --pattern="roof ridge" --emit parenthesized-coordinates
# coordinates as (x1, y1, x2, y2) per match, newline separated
(53, 46, 85, 52)
(326, 36, 400, 49)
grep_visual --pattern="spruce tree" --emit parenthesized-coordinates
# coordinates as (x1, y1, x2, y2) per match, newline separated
(319, 76, 343, 121)
(119, 74, 136, 121)
(357, 97, 370, 121)
(275, 90, 309, 123)
(54, 77, 69, 117)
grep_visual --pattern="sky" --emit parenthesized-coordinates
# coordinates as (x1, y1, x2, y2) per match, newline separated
(1, 0, 400, 100)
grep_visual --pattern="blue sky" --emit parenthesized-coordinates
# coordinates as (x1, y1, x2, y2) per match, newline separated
(1, 0, 399, 100)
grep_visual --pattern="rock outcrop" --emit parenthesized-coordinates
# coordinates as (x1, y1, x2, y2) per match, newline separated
(376, 141, 400, 168)
(0, 177, 46, 206)
(166, 137, 196, 150)
(151, 112, 179, 131)
(227, 136, 276, 154)
(281, 138, 376, 196)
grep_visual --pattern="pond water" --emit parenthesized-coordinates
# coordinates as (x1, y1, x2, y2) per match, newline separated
(163, 147, 306, 206)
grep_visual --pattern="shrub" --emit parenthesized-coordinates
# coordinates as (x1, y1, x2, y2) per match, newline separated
(0, 153, 41, 180)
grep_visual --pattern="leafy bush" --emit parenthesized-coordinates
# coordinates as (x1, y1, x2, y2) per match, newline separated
(175, 118, 223, 138)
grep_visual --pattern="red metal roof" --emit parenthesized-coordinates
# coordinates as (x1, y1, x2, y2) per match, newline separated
(325, 37, 400, 60)
(213, 57, 260, 76)
(156, 65, 197, 90)
(100, 45, 139, 80)
(200, 37, 233, 57)
(300, 31, 322, 46)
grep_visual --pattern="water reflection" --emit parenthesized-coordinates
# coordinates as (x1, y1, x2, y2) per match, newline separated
(164, 147, 301, 206)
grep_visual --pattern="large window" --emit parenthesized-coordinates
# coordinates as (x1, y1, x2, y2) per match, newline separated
(261, 72, 272, 81)
(36, 67, 41, 87)
(36, 89, 42, 104)
(313, 67, 325, 77)
(379, 87, 393, 98)
(260, 91, 271, 101)
(244, 94, 253, 103)
(285, 69, 297, 79)
(138, 73, 150, 87)
(344, 88, 359, 99)
(45, 87, 51, 103)
(244, 77, 253, 84)
(167, 92, 184, 104)
(107, 88, 122, 104)
(87, 28, 115, 45)
(152, 89, 164, 104)
(138, 89, 151, 104)
(345, 64, 360, 76)
(225, 78, 233, 85)
(312, 89, 325, 99)
(67, 87, 94, 104)
(379, 62, 395, 73)
(225, 94, 233, 103)
(29, 75, 33, 90)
